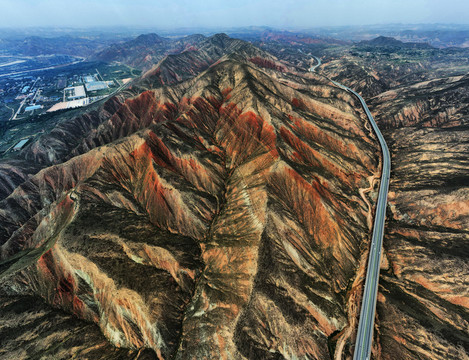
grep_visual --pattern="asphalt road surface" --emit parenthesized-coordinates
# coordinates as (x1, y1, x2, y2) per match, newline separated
(310, 56, 391, 360)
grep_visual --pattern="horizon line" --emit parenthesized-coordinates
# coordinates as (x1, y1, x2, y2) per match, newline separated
(1, 22, 469, 31)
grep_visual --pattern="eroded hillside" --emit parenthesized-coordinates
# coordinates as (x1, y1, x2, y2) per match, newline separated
(0, 35, 381, 359)
(316, 40, 469, 360)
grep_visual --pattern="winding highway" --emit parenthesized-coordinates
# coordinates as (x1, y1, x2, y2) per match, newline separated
(310, 56, 391, 360)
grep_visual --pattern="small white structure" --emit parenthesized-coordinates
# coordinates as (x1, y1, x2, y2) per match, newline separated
(25, 105, 42, 112)
(12, 138, 30, 151)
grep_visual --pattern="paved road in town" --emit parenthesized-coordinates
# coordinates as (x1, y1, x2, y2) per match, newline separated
(310, 56, 391, 360)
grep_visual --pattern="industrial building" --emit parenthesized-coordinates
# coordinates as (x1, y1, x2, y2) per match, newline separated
(24, 104, 42, 112)
(85, 81, 109, 92)
(47, 97, 90, 112)
(83, 75, 95, 83)
(64, 85, 86, 100)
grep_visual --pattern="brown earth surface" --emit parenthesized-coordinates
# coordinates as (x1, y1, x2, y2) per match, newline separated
(0, 36, 381, 359)
(317, 45, 469, 359)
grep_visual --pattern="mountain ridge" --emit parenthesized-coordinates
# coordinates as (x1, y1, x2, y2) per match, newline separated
(357, 35, 434, 49)
(0, 36, 381, 359)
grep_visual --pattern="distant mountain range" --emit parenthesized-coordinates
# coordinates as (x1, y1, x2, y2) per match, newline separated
(357, 36, 434, 50)
(305, 24, 469, 48)
(90, 33, 206, 72)
(257, 30, 348, 46)
(0, 35, 116, 57)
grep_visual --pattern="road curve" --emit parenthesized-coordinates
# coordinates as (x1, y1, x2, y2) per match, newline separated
(310, 56, 391, 360)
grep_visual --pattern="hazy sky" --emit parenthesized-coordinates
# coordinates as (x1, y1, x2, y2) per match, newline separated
(0, 0, 468, 29)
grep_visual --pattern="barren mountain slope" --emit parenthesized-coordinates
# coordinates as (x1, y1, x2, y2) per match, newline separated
(318, 45, 469, 359)
(91, 33, 206, 72)
(375, 125, 469, 360)
(0, 34, 284, 202)
(0, 43, 380, 359)
(372, 78, 469, 360)
(370, 74, 469, 128)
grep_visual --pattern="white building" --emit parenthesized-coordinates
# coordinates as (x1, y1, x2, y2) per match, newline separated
(64, 85, 86, 101)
